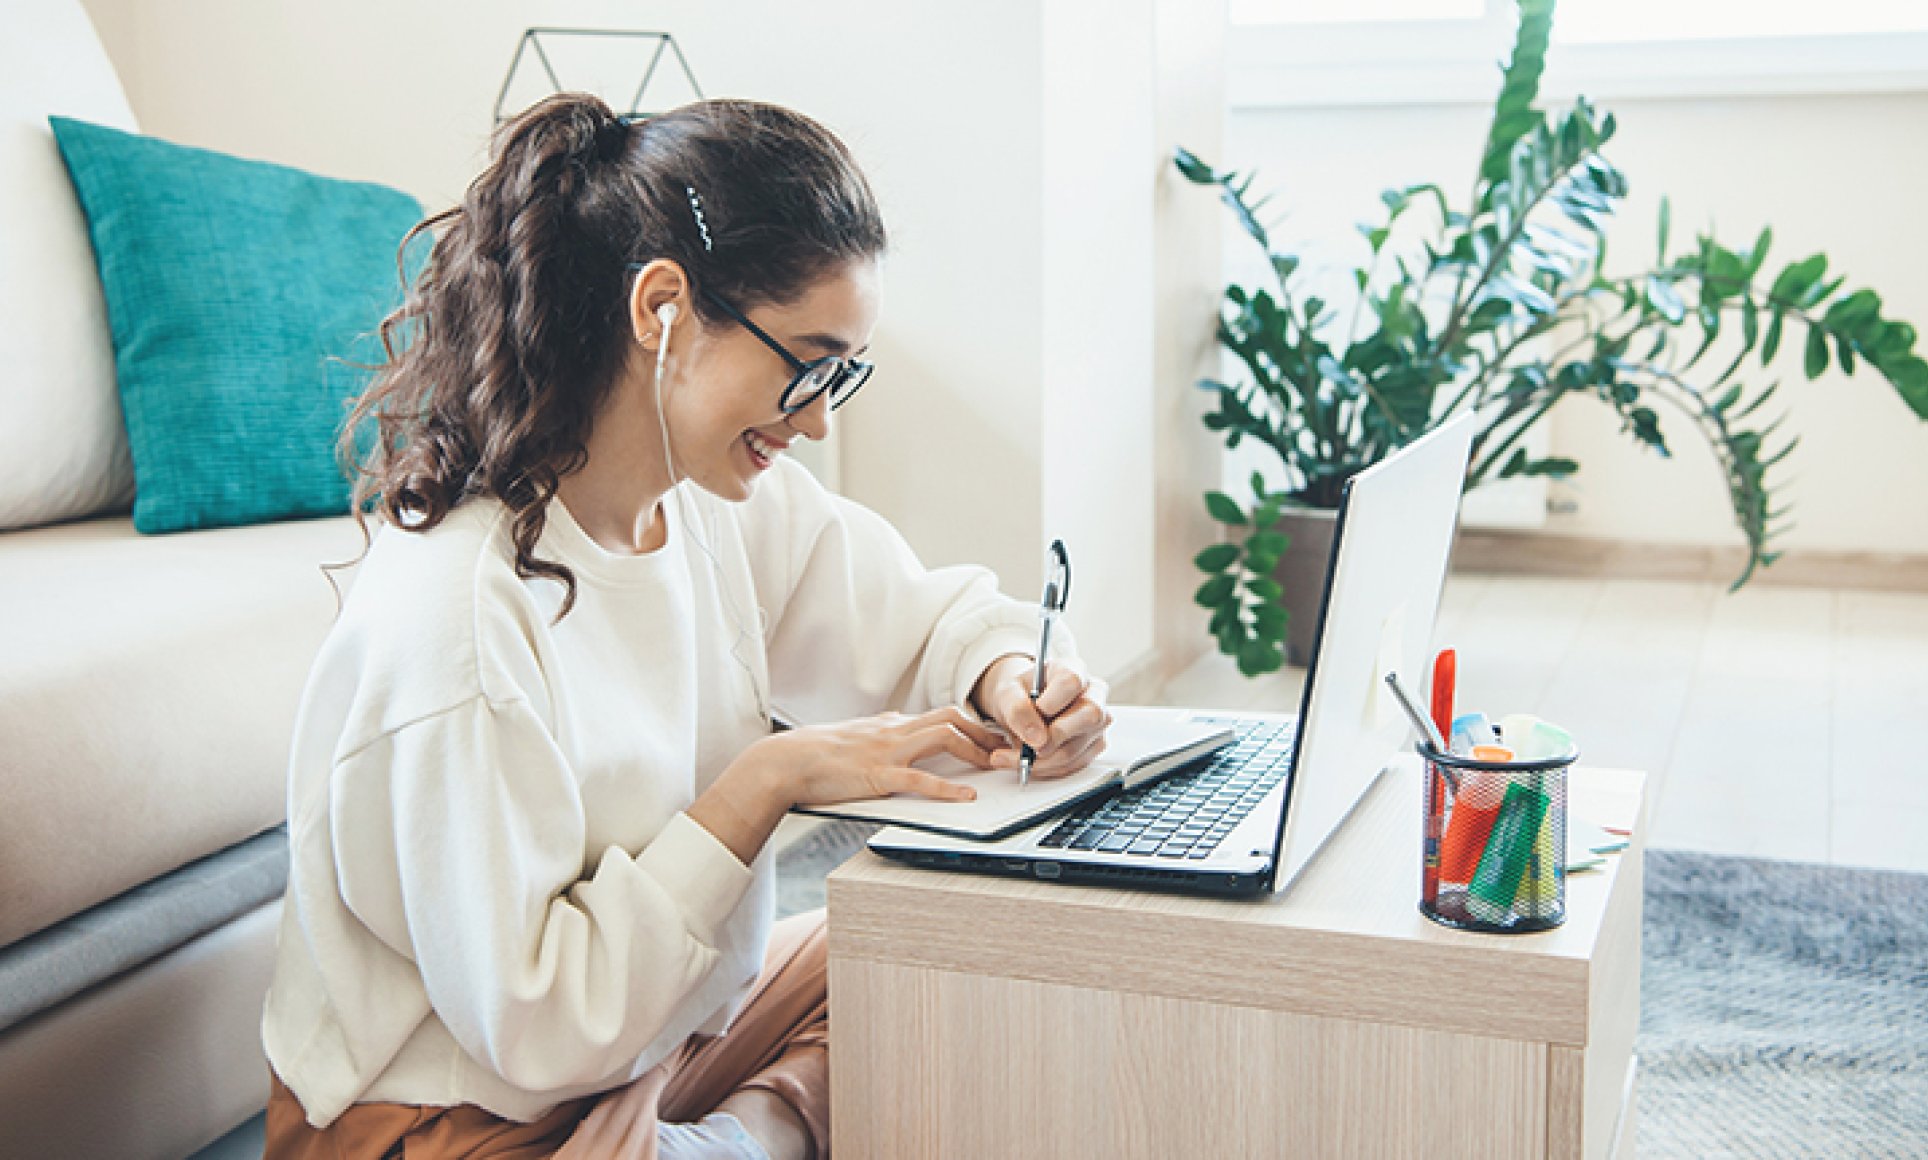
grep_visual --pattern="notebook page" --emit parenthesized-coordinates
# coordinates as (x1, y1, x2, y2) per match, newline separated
(793, 706, 1225, 839)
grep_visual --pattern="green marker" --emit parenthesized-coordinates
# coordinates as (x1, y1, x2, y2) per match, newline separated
(1467, 782, 1550, 925)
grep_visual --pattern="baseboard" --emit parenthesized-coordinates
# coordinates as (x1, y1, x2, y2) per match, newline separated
(1453, 529, 1928, 592)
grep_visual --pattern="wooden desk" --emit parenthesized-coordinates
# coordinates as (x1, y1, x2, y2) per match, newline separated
(827, 762, 1646, 1159)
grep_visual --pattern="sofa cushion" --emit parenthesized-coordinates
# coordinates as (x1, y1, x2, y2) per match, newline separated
(0, 0, 140, 530)
(0, 514, 363, 948)
(48, 116, 426, 534)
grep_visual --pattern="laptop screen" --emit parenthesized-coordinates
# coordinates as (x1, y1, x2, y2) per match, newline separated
(1264, 413, 1478, 893)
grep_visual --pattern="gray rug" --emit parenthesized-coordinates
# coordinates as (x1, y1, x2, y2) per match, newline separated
(776, 827, 1928, 1157)
(776, 820, 884, 920)
(1638, 849, 1928, 1158)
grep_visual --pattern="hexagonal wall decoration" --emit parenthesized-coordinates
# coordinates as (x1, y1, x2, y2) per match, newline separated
(494, 27, 704, 124)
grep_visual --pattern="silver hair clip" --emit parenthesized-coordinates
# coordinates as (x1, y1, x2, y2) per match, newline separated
(685, 185, 713, 253)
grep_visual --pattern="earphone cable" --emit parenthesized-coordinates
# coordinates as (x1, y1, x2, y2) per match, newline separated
(652, 318, 772, 726)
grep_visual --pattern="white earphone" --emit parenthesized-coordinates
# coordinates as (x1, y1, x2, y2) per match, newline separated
(652, 301, 676, 385)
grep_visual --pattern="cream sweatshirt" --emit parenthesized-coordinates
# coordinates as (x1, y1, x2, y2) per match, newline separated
(262, 457, 1046, 1127)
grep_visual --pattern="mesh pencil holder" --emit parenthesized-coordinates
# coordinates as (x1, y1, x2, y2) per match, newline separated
(1418, 741, 1577, 934)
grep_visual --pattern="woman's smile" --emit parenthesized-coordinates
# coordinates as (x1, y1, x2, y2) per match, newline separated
(742, 428, 790, 471)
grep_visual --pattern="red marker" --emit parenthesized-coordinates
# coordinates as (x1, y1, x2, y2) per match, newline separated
(1421, 647, 1456, 909)
(1430, 648, 1457, 745)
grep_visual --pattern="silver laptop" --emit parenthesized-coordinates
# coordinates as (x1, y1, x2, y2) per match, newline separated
(869, 413, 1478, 897)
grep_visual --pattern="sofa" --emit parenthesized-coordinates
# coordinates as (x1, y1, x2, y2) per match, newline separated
(0, 3, 367, 1155)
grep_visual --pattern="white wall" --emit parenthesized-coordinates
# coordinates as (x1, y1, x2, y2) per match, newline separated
(1152, 0, 1230, 682)
(1225, 90, 1928, 557)
(74, 0, 1224, 680)
(1042, 0, 1156, 679)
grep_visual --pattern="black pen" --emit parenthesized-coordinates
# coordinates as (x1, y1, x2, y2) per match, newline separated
(1019, 540, 1071, 788)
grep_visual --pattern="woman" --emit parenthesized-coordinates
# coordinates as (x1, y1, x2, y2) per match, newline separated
(261, 94, 1110, 1159)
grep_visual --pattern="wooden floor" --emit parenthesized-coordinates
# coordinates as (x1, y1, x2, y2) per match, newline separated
(1160, 573, 1928, 875)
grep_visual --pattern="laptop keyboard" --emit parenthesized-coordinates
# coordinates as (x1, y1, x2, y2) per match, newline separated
(1036, 718, 1295, 860)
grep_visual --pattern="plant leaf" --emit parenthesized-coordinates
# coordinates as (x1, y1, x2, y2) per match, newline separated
(1237, 638, 1284, 677)
(1478, 0, 1555, 188)
(1194, 573, 1235, 608)
(1205, 491, 1247, 524)
(1884, 355, 1928, 418)
(1498, 448, 1580, 479)
(1247, 530, 1292, 557)
(1194, 543, 1240, 573)
(1770, 254, 1827, 306)
(1173, 147, 1218, 185)
(1804, 326, 1830, 379)
(1646, 276, 1687, 324)
(1744, 225, 1772, 278)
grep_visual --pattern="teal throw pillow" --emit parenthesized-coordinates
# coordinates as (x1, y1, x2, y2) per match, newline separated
(49, 116, 427, 533)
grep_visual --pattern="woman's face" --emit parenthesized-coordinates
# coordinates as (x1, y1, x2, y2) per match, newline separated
(662, 259, 879, 503)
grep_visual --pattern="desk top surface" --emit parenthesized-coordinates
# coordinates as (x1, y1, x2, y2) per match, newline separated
(834, 761, 1644, 955)
(828, 762, 1647, 1044)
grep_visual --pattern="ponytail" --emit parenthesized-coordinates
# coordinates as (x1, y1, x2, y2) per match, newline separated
(332, 94, 887, 619)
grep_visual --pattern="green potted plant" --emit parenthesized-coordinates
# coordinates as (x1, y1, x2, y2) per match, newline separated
(1179, 0, 1928, 676)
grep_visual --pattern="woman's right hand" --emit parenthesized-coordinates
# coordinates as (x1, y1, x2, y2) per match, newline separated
(756, 705, 1005, 810)
(689, 706, 1005, 866)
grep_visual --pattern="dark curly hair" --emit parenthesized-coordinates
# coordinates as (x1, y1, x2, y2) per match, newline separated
(333, 93, 888, 618)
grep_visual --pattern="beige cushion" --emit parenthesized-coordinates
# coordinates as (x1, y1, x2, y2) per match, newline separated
(0, 515, 364, 946)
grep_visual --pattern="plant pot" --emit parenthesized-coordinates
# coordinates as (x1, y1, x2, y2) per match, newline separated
(1270, 506, 1340, 669)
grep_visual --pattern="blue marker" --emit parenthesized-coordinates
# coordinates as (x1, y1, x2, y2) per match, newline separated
(1450, 711, 1498, 756)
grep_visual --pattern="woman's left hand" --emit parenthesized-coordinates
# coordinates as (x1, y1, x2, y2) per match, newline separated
(970, 654, 1112, 780)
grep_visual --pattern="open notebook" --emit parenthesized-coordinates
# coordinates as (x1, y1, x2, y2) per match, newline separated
(792, 706, 1236, 840)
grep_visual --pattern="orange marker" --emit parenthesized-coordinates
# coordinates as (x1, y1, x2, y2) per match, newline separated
(1438, 771, 1507, 885)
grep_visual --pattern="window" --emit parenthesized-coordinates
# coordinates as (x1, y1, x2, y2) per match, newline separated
(1557, 0, 1928, 44)
(1234, 0, 1928, 37)
(1228, 0, 1928, 106)
(1229, 0, 1481, 23)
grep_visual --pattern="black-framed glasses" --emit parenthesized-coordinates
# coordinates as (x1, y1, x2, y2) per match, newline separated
(624, 263, 872, 413)
(700, 289, 872, 414)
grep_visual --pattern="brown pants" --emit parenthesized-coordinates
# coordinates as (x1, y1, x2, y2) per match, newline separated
(266, 910, 830, 1159)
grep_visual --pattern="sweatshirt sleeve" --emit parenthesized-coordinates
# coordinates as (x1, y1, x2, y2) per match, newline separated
(326, 693, 754, 1094)
(746, 461, 1074, 724)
